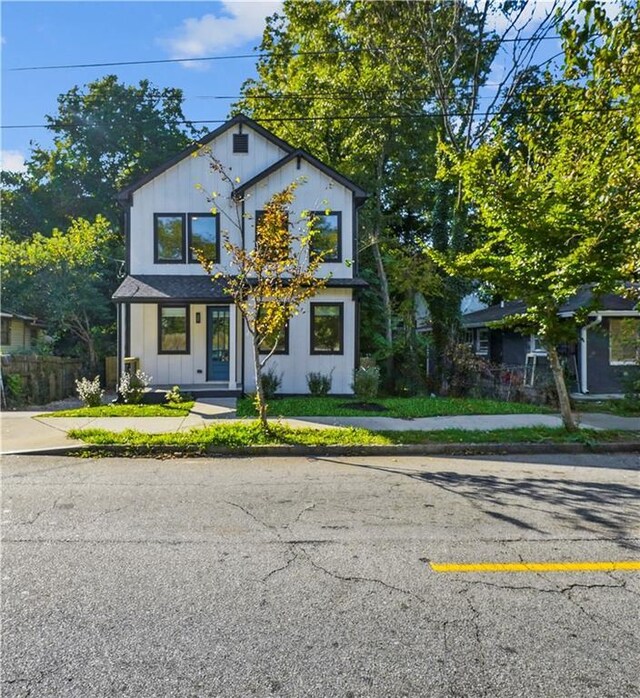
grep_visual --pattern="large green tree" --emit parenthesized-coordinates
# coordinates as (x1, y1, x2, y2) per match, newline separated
(1, 216, 119, 371)
(234, 0, 565, 391)
(2, 75, 200, 239)
(443, 0, 639, 429)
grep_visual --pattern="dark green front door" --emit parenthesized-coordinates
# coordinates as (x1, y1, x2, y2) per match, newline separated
(207, 306, 230, 381)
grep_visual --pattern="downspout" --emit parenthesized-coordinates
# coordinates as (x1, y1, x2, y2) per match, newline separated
(580, 315, 602, 394)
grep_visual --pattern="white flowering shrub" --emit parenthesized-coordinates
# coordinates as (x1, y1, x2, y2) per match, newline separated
(117, 369, 152, 404)
(75, 376, 104, 407)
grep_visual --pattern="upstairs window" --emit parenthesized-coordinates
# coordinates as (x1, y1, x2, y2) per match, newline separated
(311, 303, 343, 354)
(255, 209, 290, 261)
(154, 214, 185, 263)
(310, 211, 342, 262)
(609, 318, 640, 365)
(188, 213, 219, 264)
(233, 133, 249, 153)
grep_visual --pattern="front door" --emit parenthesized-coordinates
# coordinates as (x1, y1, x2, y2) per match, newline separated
(207, 306, 230, 381)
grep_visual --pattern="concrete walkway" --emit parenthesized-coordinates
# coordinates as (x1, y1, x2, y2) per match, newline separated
(1, 397, 638, 455)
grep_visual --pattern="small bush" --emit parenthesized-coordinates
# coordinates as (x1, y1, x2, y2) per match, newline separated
(165, 385, 192, 405)
(4, 374, 24, 406)
(621, 366, 640, 411)
(117, 369, 152, 404)
(75, 375, 104, 407)
(306, 369, 333, 396)
(352, 365, 380, 401)
(260, 367, 282, 400)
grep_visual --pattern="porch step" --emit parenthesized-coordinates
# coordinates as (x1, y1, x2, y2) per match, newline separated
(146, 385, 242, 403)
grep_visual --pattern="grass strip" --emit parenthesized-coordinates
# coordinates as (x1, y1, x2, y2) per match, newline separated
(236, 396, 549, 419)
(67, 423, 638, 449)
(46, 402, 194, 418)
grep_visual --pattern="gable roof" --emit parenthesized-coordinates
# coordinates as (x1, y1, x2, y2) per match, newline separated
(116, 114, 297, 202)
(234, 149, 369, 203)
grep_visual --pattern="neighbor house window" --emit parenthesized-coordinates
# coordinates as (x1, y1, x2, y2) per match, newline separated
(310, 211, 342, 262)
(158, 305, 190, 354)
(476, 328, 489, 355)
(609, 317, 640, 365)
(311, 303, 343, 354)
(1, 318, 10, 346)
(188, 213, 219, 264)
(154, 214, 185, 263)
(530, 335, 547, 354)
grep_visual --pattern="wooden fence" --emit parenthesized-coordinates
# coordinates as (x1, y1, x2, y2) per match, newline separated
(1, 355, 83, 406)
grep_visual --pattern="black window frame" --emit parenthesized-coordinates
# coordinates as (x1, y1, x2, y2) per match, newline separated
(158, 304, 190, 355)
(188, 212, 220, 264)
(258, 318, 290, 355)
(310, 302, 344, 355)
(310, 211, 342, 263)
(154, 213, 186, 264)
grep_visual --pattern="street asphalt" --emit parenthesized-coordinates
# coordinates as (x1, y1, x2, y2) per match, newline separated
(2, 452, 639, 697)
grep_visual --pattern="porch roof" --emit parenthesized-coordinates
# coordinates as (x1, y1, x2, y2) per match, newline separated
(112, 274, 368, 302)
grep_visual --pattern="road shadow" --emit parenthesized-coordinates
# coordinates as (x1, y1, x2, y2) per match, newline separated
(319, 458, 640, 547)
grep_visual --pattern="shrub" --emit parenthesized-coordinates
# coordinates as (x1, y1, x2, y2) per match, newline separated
(306, 369, 333, 396)
(75, 375, 104, 407)
(621, 366, 640, 411)
(260, 367, 282, 400)
(117, 369, 152, 404)
(4, 374, 24, 406)
(165, 385, 192, 405)
(352, 364, 380, 401)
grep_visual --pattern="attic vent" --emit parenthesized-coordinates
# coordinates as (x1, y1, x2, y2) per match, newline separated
(233, 133, 249, 153)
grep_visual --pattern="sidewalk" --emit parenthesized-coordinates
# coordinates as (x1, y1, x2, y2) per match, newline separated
(1, 398, 638, 455)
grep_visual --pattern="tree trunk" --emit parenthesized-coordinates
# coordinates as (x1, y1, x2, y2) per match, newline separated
(548, 345, 577, 431)
(252, 339, 270, 432)
(371, 236, 394, 385)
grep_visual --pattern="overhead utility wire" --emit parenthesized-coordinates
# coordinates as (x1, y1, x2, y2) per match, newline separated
(8, 36, 564, 72)
(1, 105, 624, 130)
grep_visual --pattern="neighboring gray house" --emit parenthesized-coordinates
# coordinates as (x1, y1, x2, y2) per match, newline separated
(461, 289, 639, 396)
(112, 115, 368, 396)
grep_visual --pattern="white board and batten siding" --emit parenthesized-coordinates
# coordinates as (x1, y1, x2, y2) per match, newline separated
(129, 127, 289, 276)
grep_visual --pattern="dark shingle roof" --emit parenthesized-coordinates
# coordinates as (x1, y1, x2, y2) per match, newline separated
(113, 275, 367, 302)
(462, 287, 638, 327)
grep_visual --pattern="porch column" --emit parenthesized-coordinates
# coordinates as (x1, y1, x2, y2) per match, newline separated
(228, 304, 237, 390)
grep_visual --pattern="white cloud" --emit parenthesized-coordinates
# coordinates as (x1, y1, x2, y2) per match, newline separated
(1, 150, 27, 173)
(160, 1, 282, 69)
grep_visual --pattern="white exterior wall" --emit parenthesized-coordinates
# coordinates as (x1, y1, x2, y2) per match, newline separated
(129, 303, 242, 387)
(243, 288, 356, 395)
(123, 121, 358, 393)
(129, 128, 289, 276)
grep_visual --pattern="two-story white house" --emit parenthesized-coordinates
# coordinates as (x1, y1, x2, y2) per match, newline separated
(113, 115, 368, 396)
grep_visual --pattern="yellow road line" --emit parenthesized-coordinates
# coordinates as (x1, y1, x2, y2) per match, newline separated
(430, 561, 640, 573)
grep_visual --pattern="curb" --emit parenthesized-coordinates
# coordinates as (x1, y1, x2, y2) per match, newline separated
(5, 441, 640, 458)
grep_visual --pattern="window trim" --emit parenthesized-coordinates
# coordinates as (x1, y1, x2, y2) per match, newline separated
(157, 304, 190, 355)
(310, 211, 342, 263)
(154, 213, 186, 264)
(1, 318, 11, 346)
(188, 212, 220, 264)
(310, 302, 344, 355)
(609, 317, 640, 366)
(529, 334, 548, 355)
(475, 328, 489, 356)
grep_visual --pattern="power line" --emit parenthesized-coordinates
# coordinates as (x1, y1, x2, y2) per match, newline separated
(1, 105, 625, 130)
(7, 36, 564, 72)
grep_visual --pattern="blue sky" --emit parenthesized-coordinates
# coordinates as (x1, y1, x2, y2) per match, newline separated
(1, 1, 281, 172)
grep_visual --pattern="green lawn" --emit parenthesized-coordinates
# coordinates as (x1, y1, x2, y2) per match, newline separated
(46, 402, 194, 418)
(236, 395, 549, 419)
(574, 399, 640, 418)
(68, 422, 637, 451)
